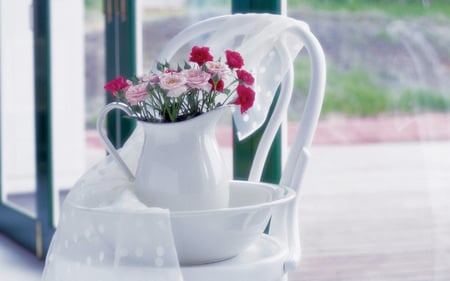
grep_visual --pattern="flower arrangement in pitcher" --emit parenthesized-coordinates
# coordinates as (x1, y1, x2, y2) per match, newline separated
(104, 46, 255, 122)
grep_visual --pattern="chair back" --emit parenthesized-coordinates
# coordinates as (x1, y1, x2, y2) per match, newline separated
(158, 13, 325, 189)
(159, 13, 326, 270)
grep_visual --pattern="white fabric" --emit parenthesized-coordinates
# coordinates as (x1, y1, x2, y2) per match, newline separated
(210, 15, 306, 140)
(157, 13, 309, 140)
(41, 128, 184, 281)
(42, 14, 312, 281)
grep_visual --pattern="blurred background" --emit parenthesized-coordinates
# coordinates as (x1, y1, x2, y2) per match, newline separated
(1, 0, 449, 280)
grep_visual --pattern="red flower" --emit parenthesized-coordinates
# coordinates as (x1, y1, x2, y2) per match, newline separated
(225, 50, 244, 69)
(234, 85, 255, 113)
(209, 78, 224, 92)
(104, 76, 129, 96)
(189, 46, 213, 66)
(236, 69, 254, 86)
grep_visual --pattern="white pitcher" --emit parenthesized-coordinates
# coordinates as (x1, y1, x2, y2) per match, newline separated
(97, 102, 231, 211)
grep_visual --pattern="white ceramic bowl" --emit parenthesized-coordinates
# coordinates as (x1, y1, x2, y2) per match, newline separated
(170, 180, 296, 265)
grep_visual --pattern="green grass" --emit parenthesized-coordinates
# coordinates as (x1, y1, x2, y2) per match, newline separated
(395, 89, 450, 112)
(288, 1, 450, 117)
(293, 58, 450, 117)
(289, 0, 450, 18)
(322, 66, 392, 116)
(293, 58, 391, 116)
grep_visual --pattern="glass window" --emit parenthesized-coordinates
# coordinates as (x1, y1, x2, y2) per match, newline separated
(0, 0, 37, 216)
(50, 0, 87, 225)
(287, 1, 450, 279)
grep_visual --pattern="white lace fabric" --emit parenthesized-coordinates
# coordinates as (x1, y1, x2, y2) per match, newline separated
(157, 13, 308, 140)
(41, 128, 184, 281)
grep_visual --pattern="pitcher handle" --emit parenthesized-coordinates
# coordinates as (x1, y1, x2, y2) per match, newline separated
(96, 102, 135, 180)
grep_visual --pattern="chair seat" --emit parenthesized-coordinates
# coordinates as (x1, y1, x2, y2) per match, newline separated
(181, 234, 289, 281)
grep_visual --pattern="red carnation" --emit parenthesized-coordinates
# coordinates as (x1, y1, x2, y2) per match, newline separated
(189, 46, 213, 66)
(225, 50, 244, 69)
(104, 76, 129, 96)
(209, 78, 224, 92)
(234, 85, 255, 113)
(236, 69, 254, 86)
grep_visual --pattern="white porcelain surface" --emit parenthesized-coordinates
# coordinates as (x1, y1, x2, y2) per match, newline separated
(135, 106, 231, 211)
(97, 103, 231, 211)
(170, 180, 295, 265)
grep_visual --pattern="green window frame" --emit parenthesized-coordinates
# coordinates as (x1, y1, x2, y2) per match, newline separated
(232, 0, 283, 184)
(0, 0, 54, 258)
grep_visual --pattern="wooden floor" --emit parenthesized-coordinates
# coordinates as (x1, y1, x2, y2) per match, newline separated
(289, 141, 450, 281)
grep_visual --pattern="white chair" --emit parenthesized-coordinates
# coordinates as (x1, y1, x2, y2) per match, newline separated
(41, 13, 325, 281)
(158, 13, 326, 281)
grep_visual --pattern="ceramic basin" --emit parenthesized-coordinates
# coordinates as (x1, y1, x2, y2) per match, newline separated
(170, 180, 296, 265)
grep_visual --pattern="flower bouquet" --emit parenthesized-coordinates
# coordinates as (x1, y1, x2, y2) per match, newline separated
(98, 46, 257, 212)
(104, 46, 256, 122)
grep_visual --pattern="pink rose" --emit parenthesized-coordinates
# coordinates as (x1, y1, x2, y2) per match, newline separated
(189, 46, 213, 66)
(204, 61, 230, 78)
(234, 85, 255, 113)
(159, 72, 188, 97)
(125, 82, 148, 105)
(236, 69, 255, 86)
(183, 69, 211, 91)
(225, 50, 244, 69)
(141, 73, 159, 84)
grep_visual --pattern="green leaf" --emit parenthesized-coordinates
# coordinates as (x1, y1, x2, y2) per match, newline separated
(130, 75, 139, 84)
(156, 62, 165, 72)
(146, 83, 154, 92)
(212, 73, 220, 84)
